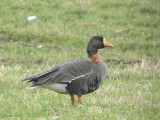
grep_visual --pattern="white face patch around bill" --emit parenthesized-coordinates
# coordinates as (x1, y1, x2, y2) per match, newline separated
(103, 37, 106, 45)
(103, 37, 106, 42)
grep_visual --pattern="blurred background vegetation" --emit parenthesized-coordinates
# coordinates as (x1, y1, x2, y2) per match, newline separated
(0, 0, 160, 66)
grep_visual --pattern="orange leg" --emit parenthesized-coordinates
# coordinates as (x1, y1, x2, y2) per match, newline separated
(78, 97, 82, 108)
(78, 97, 82, 105)
(71, 96, 75, 106)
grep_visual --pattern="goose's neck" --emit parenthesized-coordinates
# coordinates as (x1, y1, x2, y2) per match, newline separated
(91, 53, 103, 64)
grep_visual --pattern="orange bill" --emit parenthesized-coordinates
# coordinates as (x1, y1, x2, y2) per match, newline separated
(103, 41, 113, 47)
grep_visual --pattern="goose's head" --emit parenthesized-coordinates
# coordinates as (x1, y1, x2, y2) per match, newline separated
(87, 36, 113, 57)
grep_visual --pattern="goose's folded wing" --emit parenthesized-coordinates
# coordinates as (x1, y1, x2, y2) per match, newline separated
(22, 60, 76, 82)
(60, 70, 94, 84)
(22, 60, 94, 87)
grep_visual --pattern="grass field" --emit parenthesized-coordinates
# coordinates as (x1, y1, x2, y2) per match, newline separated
(0, 0, 160, 119)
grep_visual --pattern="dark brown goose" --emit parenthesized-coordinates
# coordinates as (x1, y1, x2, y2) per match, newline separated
(22, 36, 113, 107)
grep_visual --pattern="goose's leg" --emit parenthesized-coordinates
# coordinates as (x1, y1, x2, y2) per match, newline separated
(78, 96, 82, 108)
(71, 96, 75, 106)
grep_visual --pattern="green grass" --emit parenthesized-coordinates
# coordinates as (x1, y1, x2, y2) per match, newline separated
(0, 0, 160, 119)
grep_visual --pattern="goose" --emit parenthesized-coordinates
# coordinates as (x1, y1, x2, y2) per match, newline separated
(22, 36, 113, 107)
